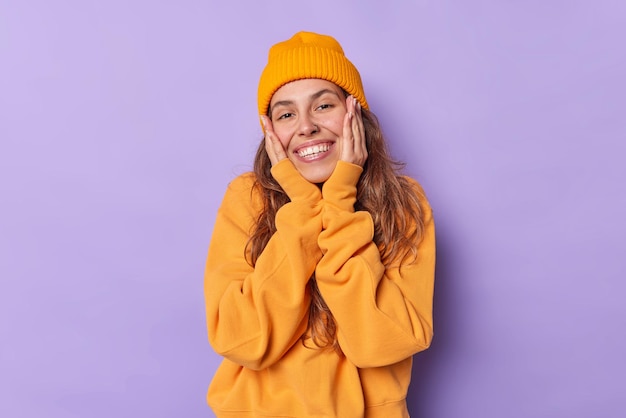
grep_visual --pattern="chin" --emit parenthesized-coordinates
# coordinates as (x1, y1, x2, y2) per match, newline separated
(303, 166, 337, 183)
(293, 161, 336, 184)
(306, 176, 331, 184)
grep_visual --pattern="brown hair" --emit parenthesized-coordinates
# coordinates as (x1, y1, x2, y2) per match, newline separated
(246, 109, 425, 351)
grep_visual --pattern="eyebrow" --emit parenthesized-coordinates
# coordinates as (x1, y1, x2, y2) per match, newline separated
(270, 88, 340, 115)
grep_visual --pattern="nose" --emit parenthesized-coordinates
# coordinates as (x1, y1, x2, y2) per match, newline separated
(297, 113, 319, 136)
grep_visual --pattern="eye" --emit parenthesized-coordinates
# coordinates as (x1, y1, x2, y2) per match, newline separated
(317, 103, 333, 111)
(277, 112, 294, 120)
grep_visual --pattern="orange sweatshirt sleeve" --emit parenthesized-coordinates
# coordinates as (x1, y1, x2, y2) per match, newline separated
(204, 160, 323, 371)
(315, 161, 436, 368)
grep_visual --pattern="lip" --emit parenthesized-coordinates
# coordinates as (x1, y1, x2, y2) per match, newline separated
(292, 140, 335, 162)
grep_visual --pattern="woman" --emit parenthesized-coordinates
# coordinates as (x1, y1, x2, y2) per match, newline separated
(204, 31, 435, 418)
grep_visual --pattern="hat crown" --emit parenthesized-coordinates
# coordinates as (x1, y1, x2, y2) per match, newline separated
(270, 31, 345, 56)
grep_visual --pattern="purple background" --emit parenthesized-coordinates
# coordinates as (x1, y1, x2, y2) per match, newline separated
(1, 1, 625, 417)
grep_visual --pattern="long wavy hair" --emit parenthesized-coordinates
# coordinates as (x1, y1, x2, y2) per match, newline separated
(245, 107, 426, 352)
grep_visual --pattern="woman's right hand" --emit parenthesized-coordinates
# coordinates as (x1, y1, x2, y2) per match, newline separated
(261, 114, 321, 202)
(260, 115, 287, 166)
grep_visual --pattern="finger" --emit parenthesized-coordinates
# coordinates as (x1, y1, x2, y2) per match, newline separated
(261, 116, 287, 165)
(350, 99, 367, 166)
(351, 98, 361, 144)
(348, 98, 367, 167)
(340, 98, 354, 162)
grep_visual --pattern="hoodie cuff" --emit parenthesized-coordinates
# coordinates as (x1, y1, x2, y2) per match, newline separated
(271, 159, 322, 203)
(321, 161, 363, 212)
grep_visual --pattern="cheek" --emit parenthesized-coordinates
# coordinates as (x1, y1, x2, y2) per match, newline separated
(319, 113, 346, 132)
(273, 127, 292, 148)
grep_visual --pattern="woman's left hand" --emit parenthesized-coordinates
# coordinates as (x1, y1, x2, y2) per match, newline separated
(338, 96, 367, 167)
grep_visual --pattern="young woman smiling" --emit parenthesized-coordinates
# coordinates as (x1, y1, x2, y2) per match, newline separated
(204, 31, 436, 418)
(263, 78, 367, 184)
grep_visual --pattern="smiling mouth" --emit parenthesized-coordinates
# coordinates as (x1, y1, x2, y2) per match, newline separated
(297, 143, 331, 158)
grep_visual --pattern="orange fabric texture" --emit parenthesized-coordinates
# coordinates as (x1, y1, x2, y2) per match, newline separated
(204, 160, 435, 417)
(258, 31, 369, 117)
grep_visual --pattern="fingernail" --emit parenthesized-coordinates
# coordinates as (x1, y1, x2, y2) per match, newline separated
(259, 116, 266, 127)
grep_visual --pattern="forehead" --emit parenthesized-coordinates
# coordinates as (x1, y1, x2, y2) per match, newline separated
(271, 79, 343, 103)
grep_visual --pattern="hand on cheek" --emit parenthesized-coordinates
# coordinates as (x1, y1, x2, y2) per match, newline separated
(339, 96, 368, 167)
(260, 115, 287, 166)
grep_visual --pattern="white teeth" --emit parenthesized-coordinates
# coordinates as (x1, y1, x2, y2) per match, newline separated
(298, 144, 330, 157)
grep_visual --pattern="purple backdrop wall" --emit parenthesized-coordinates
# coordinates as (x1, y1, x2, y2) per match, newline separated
(1, 1, 625, 417)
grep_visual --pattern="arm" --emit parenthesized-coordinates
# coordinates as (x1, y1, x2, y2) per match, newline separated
(315, 162, 436, 368)
(204, 160, 323, 370)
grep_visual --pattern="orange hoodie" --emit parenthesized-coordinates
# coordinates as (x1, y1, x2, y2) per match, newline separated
(204, 160, 435, 418)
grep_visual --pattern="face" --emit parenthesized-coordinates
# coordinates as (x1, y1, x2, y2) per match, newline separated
(269, 79, 348, 184)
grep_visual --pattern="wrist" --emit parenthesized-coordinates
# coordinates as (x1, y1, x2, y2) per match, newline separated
(271, 159, 322, 202)
(322, 161, 363, 211)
